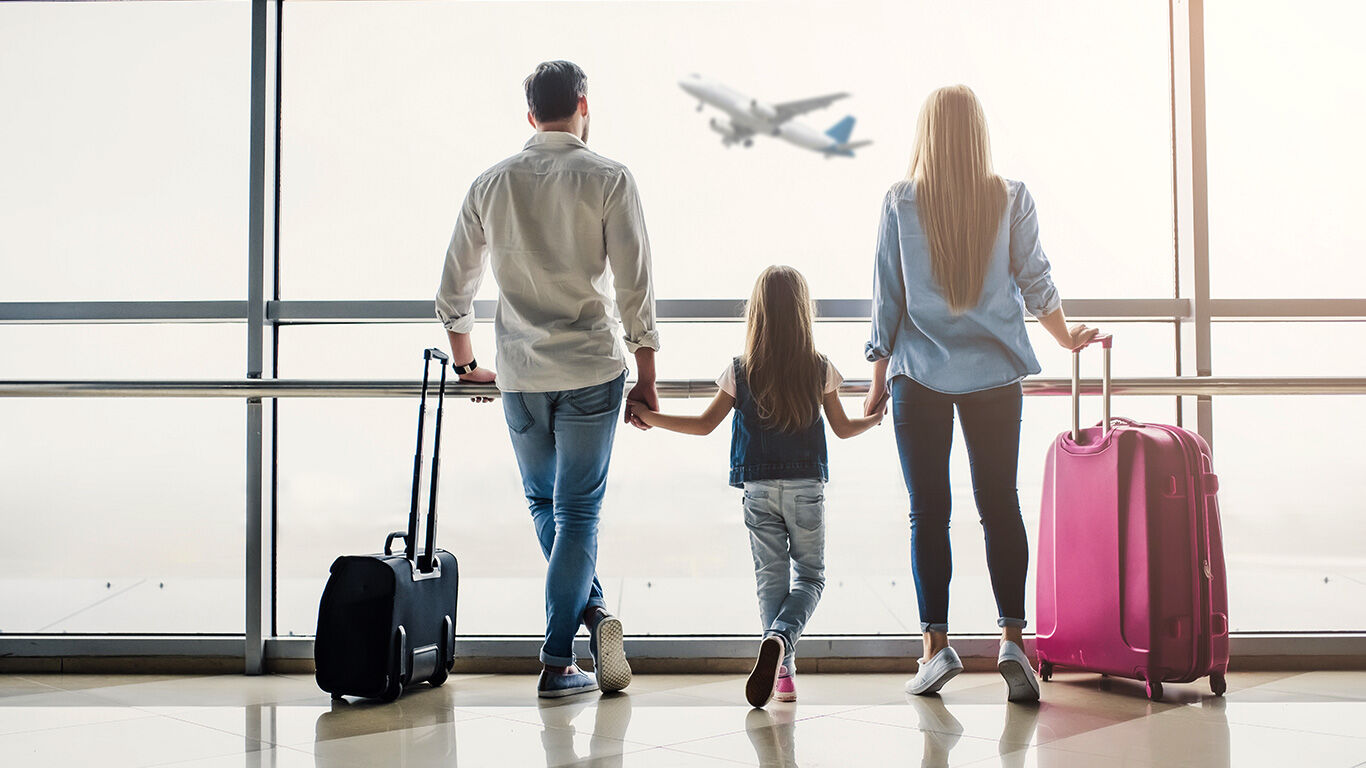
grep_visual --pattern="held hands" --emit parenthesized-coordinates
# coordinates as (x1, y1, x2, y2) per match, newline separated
(863, 386, 889, 419)
(625, 399, 657, 429)
(625, 380, 658, 430)
(458, 366, 497, 404)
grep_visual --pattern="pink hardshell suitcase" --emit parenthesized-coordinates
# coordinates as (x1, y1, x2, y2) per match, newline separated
(1035, 335, 1229, 700)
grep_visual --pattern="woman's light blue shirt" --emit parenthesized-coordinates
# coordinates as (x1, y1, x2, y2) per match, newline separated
(864, 179, 1061, 395)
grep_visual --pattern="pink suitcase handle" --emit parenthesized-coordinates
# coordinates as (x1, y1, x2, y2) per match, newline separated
(1072, 334, 1113, 442)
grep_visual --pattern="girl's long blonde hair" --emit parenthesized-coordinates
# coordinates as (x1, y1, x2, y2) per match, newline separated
(743, 265, 824, 433)
(909, 85, 1007, 314)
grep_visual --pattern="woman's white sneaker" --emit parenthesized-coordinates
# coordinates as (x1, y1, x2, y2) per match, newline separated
(997, 641, 1041, 702)
(905, 646, 964, 695)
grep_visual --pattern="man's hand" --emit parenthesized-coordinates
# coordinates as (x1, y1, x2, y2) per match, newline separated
(625, 379, 657, 430)
(459, 366, 497, 404)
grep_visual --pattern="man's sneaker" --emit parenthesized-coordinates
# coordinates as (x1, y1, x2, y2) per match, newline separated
(587, 610, 632, 693)
(774, 665, 797, 703)
(997, 640, 1041, 702)
(746, 635, 786, 708)
(905, 646, 964, 696)
(537, 666, 599, 699)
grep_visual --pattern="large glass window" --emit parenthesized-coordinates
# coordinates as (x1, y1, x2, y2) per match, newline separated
(1205, 0, 1366, 298)
(0, 1, 250, 301)
(279, 0, 1173, 301)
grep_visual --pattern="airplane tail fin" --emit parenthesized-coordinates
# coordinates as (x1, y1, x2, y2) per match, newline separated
(824, 115, 856, 144)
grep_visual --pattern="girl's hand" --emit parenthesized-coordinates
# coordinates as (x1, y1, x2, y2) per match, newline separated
(459, 366, 497, 404)
(1060, 324, 1100, 351)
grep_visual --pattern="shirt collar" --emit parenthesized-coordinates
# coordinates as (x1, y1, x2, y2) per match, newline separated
(524, 131, 588, 150)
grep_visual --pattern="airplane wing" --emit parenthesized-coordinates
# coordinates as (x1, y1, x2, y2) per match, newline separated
(772, 92, 849, 122)
(840, 140, 873, 151)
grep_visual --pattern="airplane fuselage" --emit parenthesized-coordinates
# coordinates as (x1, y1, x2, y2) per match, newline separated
(679, 75, 849, 154)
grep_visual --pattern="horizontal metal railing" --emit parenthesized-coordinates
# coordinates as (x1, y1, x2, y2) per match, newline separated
(3, 377, 1365, 399)
(4, 297, 1366, 324)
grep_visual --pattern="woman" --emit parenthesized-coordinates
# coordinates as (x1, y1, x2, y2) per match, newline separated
(863, 85, 1098, 702)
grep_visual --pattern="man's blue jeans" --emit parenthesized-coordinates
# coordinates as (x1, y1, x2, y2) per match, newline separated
(502, 371, 625, 666)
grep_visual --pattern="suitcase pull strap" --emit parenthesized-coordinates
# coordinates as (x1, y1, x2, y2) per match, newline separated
(406, 348, 449, 572)
(1071, 334, 1114, 443)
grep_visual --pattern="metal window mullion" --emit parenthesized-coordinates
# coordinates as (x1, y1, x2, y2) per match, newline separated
(1172, 0, 1214, 448)
(245, 0, 269, 676)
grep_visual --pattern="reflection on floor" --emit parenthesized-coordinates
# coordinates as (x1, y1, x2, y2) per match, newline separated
(1, 670, 1363, 766)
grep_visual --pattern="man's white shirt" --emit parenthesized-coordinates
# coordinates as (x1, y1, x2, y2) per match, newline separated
(436, 131, 659, 392)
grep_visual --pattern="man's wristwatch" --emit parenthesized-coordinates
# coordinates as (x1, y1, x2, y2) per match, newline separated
(451, 358, 478, 376)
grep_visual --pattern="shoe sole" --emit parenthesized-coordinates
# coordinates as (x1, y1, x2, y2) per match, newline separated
(537, 682, 600, 699)
(906, 664, 962, 696)
(745, 637, 784, 708)
(773, 689, 797, 703)
(998, 658, 1041, 702)
(593, 617, 633, 693)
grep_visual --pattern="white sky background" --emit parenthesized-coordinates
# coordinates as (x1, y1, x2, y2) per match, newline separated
(0, 0, 1363, 634)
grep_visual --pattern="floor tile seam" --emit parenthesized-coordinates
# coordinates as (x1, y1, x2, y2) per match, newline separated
(825, 709, 1062, 746)
(645, 745, 762, 767)
(136, 708, 279, 749)
(1257, 683, 1366, 701)
(135, 741, 274, 768)
(0, 710, 163, 739)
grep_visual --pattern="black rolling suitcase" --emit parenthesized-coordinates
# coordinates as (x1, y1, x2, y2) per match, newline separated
(315, 348, 459, 701)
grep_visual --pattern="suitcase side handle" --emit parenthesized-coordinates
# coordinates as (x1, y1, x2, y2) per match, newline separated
(1071, 334, 1114, 443)
(385, 531, 407, 557)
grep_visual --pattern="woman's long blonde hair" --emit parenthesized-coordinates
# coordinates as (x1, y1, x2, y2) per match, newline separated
(909, 85, 1007, 314)
(743, 266, 824, 433)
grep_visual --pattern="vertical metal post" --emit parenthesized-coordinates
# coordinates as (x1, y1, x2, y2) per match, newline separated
(246, 0, 269, 675)
(1171, 0, 1214, 449)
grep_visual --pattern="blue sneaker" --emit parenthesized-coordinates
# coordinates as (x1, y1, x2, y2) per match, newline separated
(537, 666, 598, 699)
(587, 609, 632, 693)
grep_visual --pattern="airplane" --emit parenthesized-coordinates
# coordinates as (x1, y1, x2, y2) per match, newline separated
(679, 73, 872, 158)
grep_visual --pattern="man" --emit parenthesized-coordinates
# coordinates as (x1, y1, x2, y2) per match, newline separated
(435, 60, 659, 698)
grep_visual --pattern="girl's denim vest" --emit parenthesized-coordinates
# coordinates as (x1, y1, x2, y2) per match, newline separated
(728, 357, 829, 488)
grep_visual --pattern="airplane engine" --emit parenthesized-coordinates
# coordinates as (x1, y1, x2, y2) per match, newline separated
(749, 99, 777, 122)
(709, 117, 736, 139)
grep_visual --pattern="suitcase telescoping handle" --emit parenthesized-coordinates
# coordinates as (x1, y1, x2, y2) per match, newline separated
(405, 347, 449, 573)
(1071, 333, 1113, 443)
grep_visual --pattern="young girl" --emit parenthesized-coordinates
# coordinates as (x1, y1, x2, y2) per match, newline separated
(628, 265, 886, 708)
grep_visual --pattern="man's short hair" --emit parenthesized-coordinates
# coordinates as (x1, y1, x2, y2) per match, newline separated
(523, 60, 587, 123)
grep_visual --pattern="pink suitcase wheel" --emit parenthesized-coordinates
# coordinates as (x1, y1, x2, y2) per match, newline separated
(1210, 673, 1226, 696)
(1037, 661, 1054, 682)
(1145, 678, 1163, 701)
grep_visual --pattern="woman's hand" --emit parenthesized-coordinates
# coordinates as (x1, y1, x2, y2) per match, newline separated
(459, 366, 497, 404)
(1060, 323, 1100, 351)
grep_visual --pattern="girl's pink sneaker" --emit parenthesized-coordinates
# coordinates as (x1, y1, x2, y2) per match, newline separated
(774, 666, 797, 702)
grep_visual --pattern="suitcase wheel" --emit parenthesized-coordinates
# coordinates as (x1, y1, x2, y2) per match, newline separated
(1145, 678, 1163, 701)
(1210, 673, 1226, 696)
(1037, 661, 1053, 682)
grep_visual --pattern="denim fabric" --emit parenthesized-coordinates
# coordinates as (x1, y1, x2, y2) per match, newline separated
(865, 179, 1061, 395)
(503, 371, 626, 666)
(729, 357, 829, 488)
(891, 376, 1029, 632)
(742, 478, 828, 670)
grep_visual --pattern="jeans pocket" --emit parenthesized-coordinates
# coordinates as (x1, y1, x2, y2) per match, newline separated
(503, 393, 535, 434)
(792, 494, 825, 531)
(565, 375, 624, 416)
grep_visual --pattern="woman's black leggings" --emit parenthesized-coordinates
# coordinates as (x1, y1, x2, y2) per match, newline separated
(890, 376, 1028, 633)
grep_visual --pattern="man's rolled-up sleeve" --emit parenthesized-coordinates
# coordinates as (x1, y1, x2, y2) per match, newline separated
(1008, 182, 1062, 318)
(865, 189, 906, 361)
(435, 182, 488, 333)
(604, 168, 660, 353)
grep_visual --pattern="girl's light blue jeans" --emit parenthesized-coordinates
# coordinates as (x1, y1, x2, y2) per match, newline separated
(742, 478, 827, 671)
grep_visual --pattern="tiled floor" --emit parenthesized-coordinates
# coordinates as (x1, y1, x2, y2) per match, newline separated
(1, 670, 1363, 767)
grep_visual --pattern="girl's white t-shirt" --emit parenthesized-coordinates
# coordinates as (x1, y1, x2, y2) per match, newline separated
(716, 359, 845, 398)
